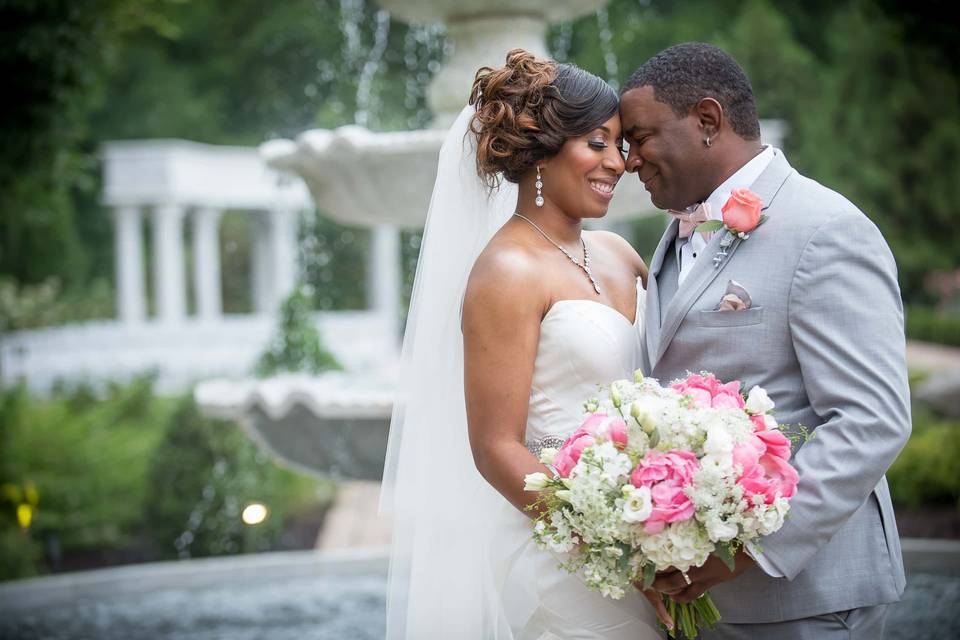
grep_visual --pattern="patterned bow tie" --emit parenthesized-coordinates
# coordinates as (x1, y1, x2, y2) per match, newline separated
(668, 202, 714, 241)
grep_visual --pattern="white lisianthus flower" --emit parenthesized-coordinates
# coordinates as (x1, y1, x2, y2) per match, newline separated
(620, 485, 653, 523)
(745, 386, 775, 414)
(699, 452, 734, 475)
(703, 422, 734, 455)
(524, 472, 551, 491)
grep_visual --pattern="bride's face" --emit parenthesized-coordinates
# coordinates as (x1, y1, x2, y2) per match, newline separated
(542, 114, 625, 220)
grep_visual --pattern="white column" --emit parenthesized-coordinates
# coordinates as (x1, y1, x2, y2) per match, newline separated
(369, 224, 401, 342)
(251, 212, 273, 314)
(151, 204, 187, 323)
(269, 208, 300, 310)
(113, 206, 146, 323)
(192, 207, 223, 321)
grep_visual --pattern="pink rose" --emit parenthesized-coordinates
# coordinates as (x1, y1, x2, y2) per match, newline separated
(733, 433, 765, 473)
(671, 373, 719, 408)
(579, 412, 608, 434)
(734, 431, 799, 505)
(552, 412, 613, 478)
(630, 450, 699, 533)
(722, 187, 763, 233)
(601, 417, 629, 450)
(712, 380, 746, 410)
(552, 427, 596, 478)
(671, 374, 744, 409)
(755, 429, 792, 461)
(750, 414, 768, 432)
(739, 454, 799, 504)
(580, 411, 628, 449)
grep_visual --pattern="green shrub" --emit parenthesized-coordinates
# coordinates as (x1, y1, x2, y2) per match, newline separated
(255, 286, 341, 377)
(0, 379, 326, 580)
(888, 406, 960, 508)
(905, 306, 960, 347)
(143, 396, 320, 559)
(0, 378, 173, 567)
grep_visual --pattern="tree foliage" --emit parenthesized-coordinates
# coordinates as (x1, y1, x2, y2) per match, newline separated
(1, 0, 957, 320)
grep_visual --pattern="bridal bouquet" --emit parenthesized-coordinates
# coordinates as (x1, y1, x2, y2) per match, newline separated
(524, 371, 801, 639)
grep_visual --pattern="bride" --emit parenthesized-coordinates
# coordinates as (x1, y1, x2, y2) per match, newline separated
(382, 49, 662, 639)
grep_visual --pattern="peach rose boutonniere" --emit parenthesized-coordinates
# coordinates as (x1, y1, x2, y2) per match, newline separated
(696, 187, 767, 268)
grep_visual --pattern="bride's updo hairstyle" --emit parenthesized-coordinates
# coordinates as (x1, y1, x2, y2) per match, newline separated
(469, 48, 619, 188)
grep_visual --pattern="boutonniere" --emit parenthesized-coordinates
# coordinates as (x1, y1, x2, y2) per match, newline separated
(696, 187, 767, 268)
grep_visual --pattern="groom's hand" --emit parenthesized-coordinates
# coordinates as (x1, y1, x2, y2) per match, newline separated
(652, 550, 755, 604)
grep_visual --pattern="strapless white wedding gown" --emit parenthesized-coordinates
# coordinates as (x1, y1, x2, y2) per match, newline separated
(493, 279, 660, 640)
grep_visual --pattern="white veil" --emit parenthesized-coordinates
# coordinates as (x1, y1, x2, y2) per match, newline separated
(380, 105, 519, 638)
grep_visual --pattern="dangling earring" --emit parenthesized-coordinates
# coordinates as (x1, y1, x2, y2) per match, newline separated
(535, 166, 544, 207)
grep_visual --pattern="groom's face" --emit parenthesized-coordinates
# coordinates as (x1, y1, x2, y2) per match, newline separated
(620, 86, 710, 210)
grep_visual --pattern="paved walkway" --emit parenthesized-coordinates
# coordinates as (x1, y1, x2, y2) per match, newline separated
(315, 481, 393, 549)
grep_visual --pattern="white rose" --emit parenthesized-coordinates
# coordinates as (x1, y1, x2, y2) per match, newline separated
(745, 387, 775, 414)
(706, 518, 739, 542)
(621, 485, 653, 523)
(756, 505, 785, 535)
(524, 472, 550, 491)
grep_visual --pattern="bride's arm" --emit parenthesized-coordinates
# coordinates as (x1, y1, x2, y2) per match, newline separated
(462, 247, 552, 518)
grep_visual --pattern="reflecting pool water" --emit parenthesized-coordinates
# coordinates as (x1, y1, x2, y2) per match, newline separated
(0, 557, 955, 639)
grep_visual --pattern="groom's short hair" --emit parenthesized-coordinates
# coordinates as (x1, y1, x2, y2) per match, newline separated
(623, 43, 761, 140)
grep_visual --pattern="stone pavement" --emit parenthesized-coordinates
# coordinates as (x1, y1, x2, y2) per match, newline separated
(315, 480, 393, 549)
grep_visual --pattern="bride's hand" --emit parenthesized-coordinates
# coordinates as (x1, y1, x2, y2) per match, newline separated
(633, 581, 674, 631)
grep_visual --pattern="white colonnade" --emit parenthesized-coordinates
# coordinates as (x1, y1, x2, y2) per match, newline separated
(102, 141, 301, 325)
(111, 204, 305, 324)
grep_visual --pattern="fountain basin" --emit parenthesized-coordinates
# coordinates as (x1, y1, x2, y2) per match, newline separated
(195, 373, 395, 481)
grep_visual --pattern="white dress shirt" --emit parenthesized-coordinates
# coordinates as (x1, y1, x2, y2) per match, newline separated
(676, 145, 776, 286)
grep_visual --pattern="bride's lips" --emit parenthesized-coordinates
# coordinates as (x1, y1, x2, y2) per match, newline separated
(589, 179, 617, 202)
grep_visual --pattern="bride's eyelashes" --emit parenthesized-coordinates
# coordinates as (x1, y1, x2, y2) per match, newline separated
(587, 139, 628, 157)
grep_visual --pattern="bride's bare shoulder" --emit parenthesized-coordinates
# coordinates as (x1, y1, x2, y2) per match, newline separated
(586, 229, 648, 282)
(464, 233, 544, 318)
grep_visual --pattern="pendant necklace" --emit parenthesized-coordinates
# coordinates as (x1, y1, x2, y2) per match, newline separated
(513, 212, 601, 295)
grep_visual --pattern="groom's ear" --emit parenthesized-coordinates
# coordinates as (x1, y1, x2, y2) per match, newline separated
(693, 97, 723, 142)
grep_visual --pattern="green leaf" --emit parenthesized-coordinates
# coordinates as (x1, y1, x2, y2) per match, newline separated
(642, 562, 657, 590)
(714, 542, 737, 572)
(695, 220, 725, 232)
(617, 545, 633, 573)
(648, 430, 660, 449)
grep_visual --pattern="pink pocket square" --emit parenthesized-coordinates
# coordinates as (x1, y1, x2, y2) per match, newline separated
(717, 280, 752, 311)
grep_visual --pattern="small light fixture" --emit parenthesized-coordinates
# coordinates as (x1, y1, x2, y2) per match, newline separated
(241, 502, 269, 526)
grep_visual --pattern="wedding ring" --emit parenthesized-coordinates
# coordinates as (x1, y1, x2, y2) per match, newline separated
(681, 572, 692, 586)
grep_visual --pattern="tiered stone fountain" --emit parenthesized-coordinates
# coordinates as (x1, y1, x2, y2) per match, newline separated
(197, 0, 785, 489)
(196, 0, 635, 486)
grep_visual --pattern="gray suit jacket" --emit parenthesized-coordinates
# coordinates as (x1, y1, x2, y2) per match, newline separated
(641, 149, 910, 623)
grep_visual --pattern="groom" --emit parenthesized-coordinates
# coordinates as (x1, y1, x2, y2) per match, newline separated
(620, 43, 911, 638)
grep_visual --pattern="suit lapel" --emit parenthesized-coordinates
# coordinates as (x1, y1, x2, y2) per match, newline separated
(654, 232, 744, 366)
(651, 150, 796, 369)
(643, 219, 678, 369)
